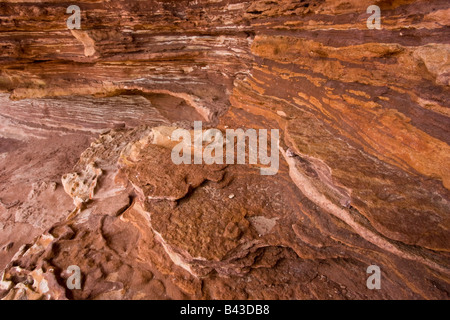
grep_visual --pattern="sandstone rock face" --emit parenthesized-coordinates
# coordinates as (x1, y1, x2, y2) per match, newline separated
(0, 0, 449, 299)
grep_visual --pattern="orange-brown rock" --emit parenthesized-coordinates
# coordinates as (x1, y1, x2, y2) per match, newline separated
(0, 0, 449, 300)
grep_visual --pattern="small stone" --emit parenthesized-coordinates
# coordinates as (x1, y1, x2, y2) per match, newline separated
(228, 194, 235, 199)
(276, 110, 287, 117)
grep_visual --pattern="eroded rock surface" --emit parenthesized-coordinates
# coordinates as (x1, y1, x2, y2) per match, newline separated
(0, 0, 449, 299)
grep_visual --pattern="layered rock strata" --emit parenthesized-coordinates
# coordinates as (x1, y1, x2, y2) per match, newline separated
(0, 0, 449, 299)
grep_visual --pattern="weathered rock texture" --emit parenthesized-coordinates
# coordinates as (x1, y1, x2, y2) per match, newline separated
(0, 0, 449, 299)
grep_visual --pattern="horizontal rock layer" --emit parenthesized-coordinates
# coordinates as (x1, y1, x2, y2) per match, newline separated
(0, 0, 449, 299)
